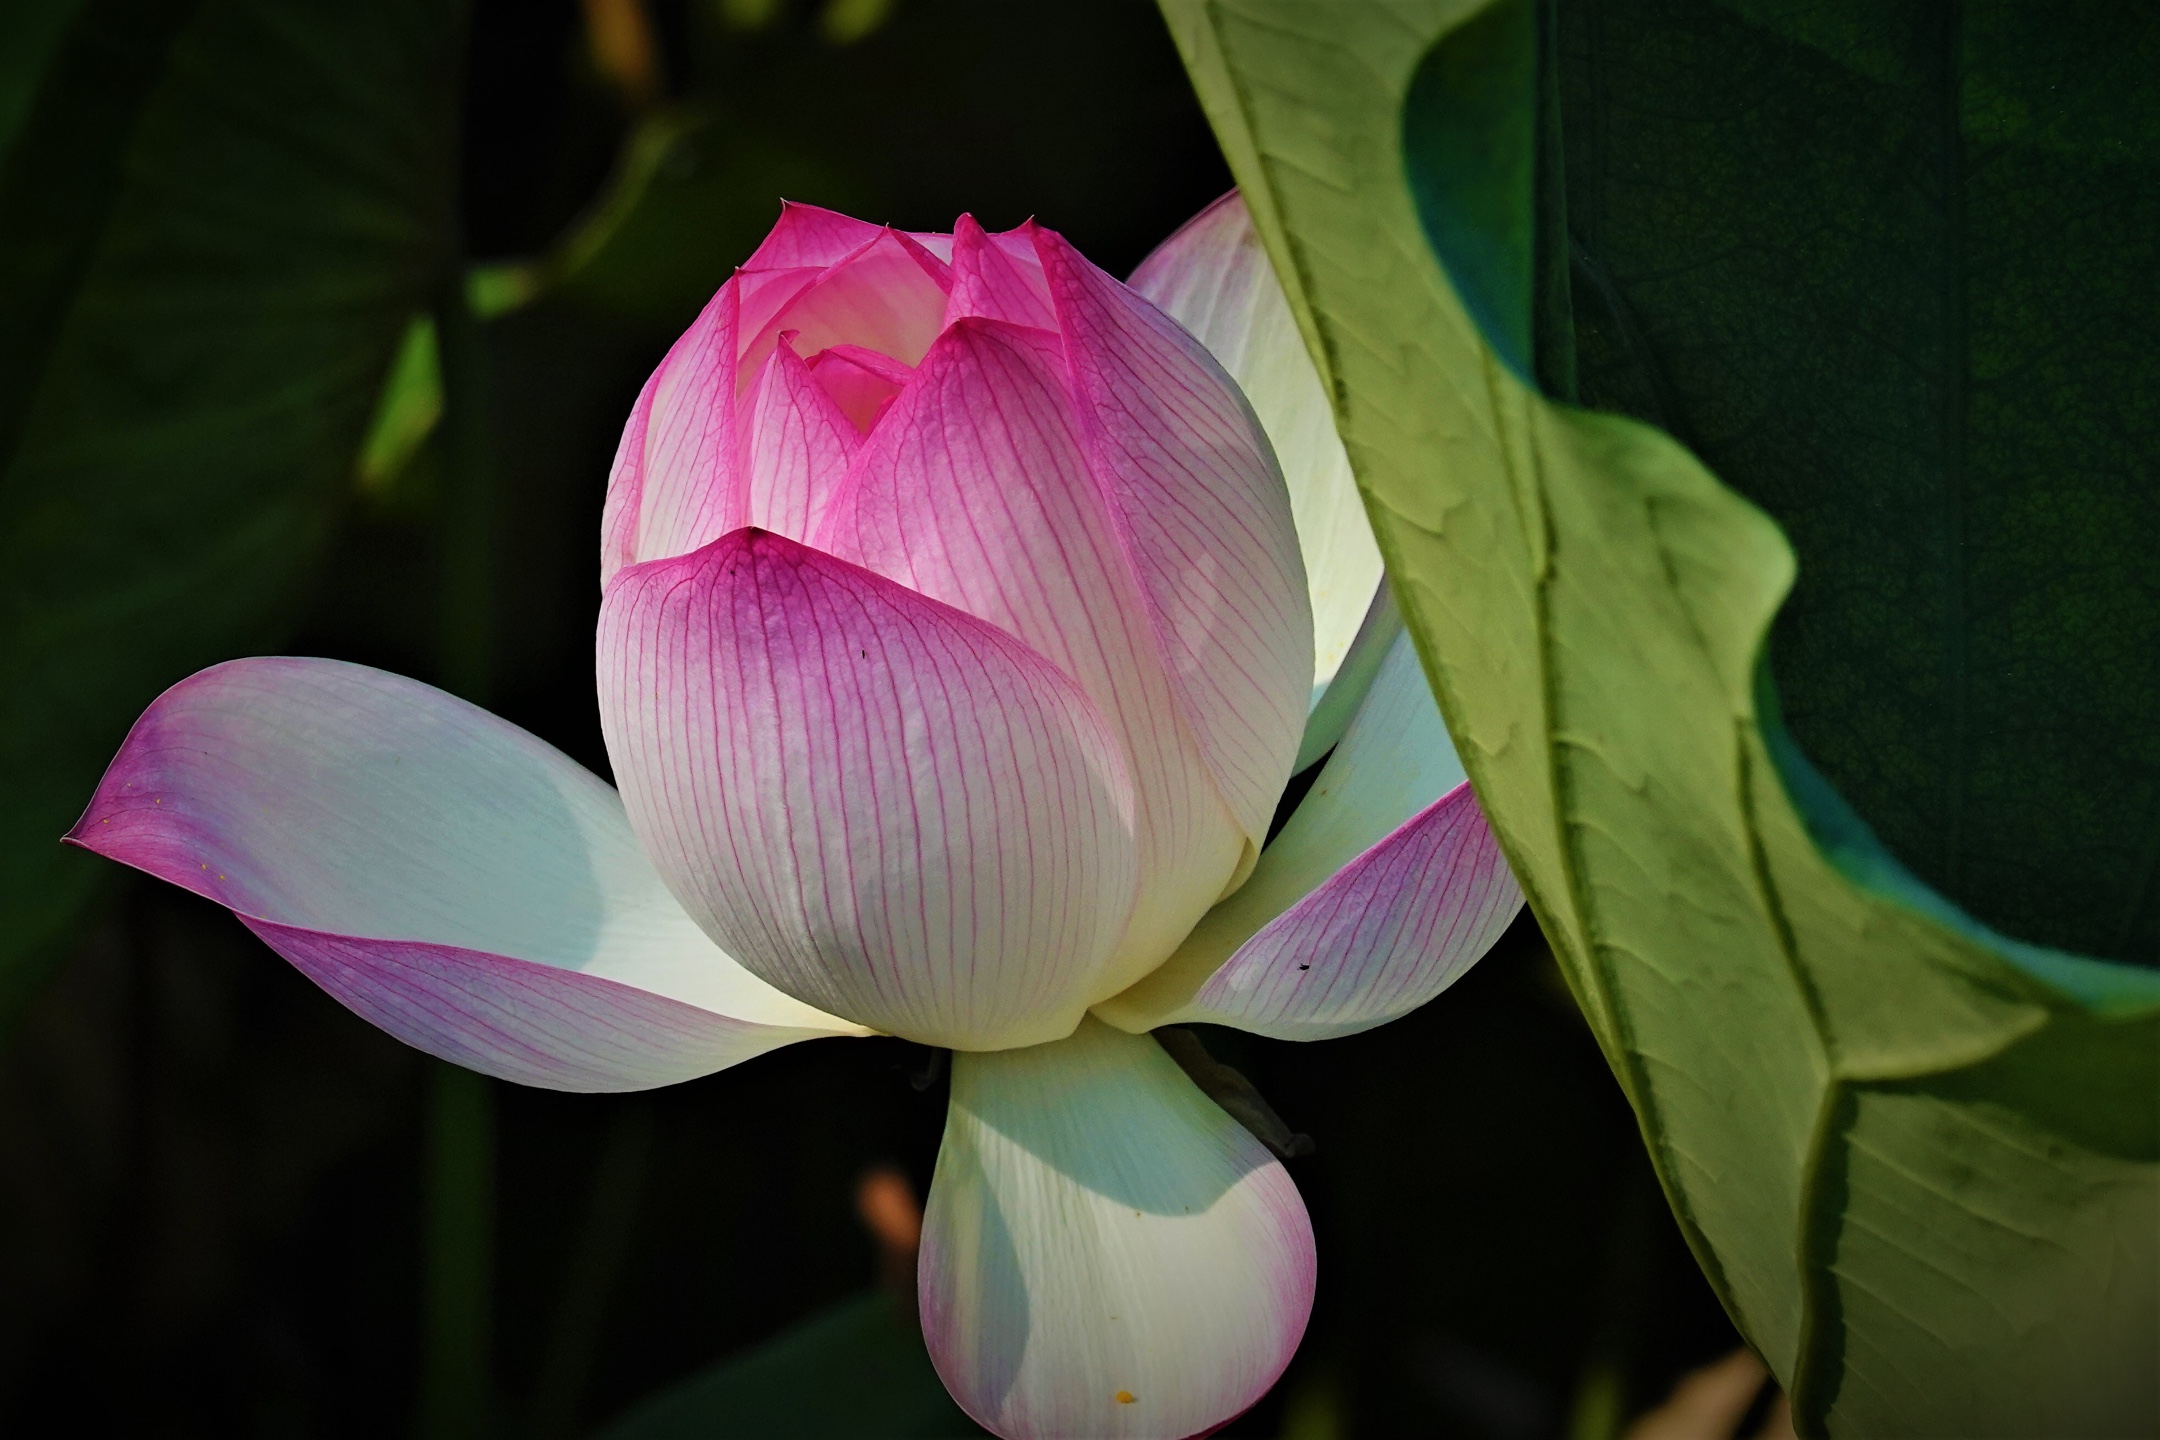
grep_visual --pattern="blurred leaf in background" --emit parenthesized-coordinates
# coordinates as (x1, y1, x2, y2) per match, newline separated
(595, 1291, 982, 1439)
(1558, 0, 2160, 970)
(1156, 0, 2158, 1435)
(0, 0, 462, 1024)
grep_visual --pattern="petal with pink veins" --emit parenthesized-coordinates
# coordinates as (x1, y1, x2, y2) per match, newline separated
(1131, 192, 1387, 771)
(920, 1016, 1314, 1440)
(804, 342, 914, 435)
(1095, 630, 1523, 1039)
(945, 215, 1057, 331)
(67, 658, 863, 1091)
(741, 200, 887, 270)
(1035, 225, 1311, 851)
(905, 229, 956, 263)
(741, 229, 952, 386)
(736, 338, 862, 541)
(603, 265, 826, 581)
(597, 528, 1138, 1051)
(818, 317, 1247, 999)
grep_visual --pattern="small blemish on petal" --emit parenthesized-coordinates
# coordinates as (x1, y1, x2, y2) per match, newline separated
(1114, 1391, 1136, 1405)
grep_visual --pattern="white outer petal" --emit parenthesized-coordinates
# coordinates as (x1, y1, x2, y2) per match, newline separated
(920, 1017, 1314, 1440)
(1131, 191, 1385, 754)
(69, 658, 862, 1091)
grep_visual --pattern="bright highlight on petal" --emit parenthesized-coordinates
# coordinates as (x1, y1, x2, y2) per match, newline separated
(66, 658, 861, 1091)
(920, 1017, 1314, 1440)
(1097, 630, 1522, 1038)
(598, 527, 1139, 1050)
(1131, 190, 1386, 762)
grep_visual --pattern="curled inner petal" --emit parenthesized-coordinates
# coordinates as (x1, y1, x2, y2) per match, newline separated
(806, 342, 915, 434)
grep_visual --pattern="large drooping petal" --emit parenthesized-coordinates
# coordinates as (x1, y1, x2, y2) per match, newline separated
(1036, 224, 1312, 849)
(67, 658, 862, 1090)
(1096, 630, 1522, 1038)
(597, 528, 1139, 1050)
(819, 317, 1247, 998)
(920, 1017, 1314, 1440)
(1130, 190, 1388, 768)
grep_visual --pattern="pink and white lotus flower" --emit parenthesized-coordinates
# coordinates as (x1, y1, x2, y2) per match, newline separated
(69, 193, 1521, 1440)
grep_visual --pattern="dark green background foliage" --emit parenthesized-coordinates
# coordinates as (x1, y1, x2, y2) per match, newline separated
(0, 0, 459, 1020)
(1556, 0, 2160, 967)
(0, 1, 1742, 1436)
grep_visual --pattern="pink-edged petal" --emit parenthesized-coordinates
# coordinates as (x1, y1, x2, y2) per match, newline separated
(68, 658, 863, 1091)
(1035, 224, 1312, 850)
(603, 266, 825, 581)
(741, 229, 952, 385)
(804, 342, 914, 434)
(742, 200, 887, 269)
(596, 527, 1139, 1051)
(945, 214, 1057, 331)
(737, 338, 861, 540)
(920, 1016, 1314, 1440)
(1098, 630, 1522, 1038)
(600, 361, 659, 584)
(818, 317, 1247, 998)
(906, 229, 956, 263)
(1131, 192, 1386, 768)
(1173, 780, 1519, 1039)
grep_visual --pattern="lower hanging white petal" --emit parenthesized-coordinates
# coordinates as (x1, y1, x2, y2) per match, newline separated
(919, 1017, 1314, 1440)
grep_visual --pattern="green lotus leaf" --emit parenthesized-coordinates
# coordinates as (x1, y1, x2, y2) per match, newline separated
(1156, 1, 2159, 1433)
